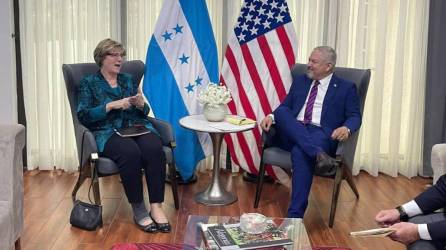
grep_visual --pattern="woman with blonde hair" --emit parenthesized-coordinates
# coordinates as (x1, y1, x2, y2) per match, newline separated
(77, 38, 170, 233)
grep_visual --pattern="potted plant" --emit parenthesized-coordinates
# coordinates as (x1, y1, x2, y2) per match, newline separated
(198, 84, 232, 122)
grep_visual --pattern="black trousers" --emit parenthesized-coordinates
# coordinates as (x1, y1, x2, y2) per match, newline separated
(102, 133, 166, 203)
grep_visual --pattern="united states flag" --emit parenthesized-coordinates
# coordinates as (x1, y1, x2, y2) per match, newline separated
(220, 0, 297, 182)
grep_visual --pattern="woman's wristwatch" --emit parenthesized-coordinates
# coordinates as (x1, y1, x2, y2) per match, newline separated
(395, 205, 409, 222)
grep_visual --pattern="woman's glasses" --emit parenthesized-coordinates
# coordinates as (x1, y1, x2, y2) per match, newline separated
(107, 52, 126, 58)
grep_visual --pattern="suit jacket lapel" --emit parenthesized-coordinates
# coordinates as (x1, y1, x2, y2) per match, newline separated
(321, 74, 340, 119)
(294, 76, 312, 116)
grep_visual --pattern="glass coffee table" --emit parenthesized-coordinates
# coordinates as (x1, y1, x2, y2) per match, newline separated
(183, 215, 311, 250)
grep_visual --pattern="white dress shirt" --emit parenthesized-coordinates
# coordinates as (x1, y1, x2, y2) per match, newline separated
(402, 200, 432, 240)
(296, 74, 333, 126)
(269, 74, 333, 125)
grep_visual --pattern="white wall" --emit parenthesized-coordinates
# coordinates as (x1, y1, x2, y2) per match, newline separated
(0, 0, 17, 124)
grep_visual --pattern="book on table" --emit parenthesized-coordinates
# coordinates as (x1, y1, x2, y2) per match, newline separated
(200, 221, 293, 250)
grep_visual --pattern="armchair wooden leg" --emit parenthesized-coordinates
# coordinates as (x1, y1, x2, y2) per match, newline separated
(169, 162, 179, 209)
(71, 163, 90, 202)
(329, 164, 344, 228)
(15, 238, 20, 250)
(90, 159, 101, 205)
(92, 176, 101, 205)
(343, 167, 359, 198)
(254, 158, 266, 208)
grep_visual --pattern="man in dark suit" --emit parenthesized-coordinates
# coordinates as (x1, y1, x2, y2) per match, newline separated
(260, 46, 361, 218)
(375, 174, 446, 249)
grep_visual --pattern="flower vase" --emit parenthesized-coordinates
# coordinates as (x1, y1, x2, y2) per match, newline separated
(203, 103, 226, 122)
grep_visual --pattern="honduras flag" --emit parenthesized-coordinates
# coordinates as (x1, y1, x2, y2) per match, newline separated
(143, 0, 218, 181)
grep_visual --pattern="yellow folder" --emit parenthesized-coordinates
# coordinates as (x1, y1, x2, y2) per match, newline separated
(226, 116, 256, 125)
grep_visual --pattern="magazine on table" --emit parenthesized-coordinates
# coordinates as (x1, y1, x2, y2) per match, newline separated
(199, 221, 292, 250)
(199, 223, 219, 250)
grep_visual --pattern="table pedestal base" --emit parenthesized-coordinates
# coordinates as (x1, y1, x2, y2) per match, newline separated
(179, 115, 256, 206)
(194, 132, 237, 206)
(194, 184, 237, 206)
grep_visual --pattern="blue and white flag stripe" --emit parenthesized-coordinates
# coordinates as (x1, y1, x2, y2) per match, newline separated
(144, 0, 218, 180)
(179, 0, 219, 82)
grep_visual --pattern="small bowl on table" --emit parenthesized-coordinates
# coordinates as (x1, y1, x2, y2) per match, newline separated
(240, 213, 267, 234)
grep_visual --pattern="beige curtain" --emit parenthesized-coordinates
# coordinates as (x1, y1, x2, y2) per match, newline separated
(20, 0, 120, 171)
(334, 0, 429, 177)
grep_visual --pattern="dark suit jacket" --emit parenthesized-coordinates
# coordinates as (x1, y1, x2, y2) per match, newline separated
(414, 174, 446, 240)
(274, 73, 361, 136)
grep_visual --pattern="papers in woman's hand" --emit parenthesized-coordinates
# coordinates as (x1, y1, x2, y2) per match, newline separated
(349, 228, 396, 237)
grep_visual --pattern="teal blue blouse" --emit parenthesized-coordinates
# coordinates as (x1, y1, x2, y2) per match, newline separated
(77, 72, 158, 152)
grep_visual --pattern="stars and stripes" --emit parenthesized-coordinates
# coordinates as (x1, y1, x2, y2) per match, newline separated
(220, 0, 298, 182)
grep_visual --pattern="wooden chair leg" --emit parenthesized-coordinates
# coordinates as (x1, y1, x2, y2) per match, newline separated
(254, 158, 266, 208)
(90, 159, 101, 205)
(169, 162, 179, 209)
(15, 238, 20, 250)
(71, 163, 90, 202)
(343, 167, 359, 198)
(92, 176, 101, 205)
(329, 164, 344, 228)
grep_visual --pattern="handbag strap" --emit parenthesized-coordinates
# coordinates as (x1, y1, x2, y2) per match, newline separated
(73, 130, 96, 204)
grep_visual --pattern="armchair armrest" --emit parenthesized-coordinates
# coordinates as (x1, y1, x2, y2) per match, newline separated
(431, 143, 446, 184)
(260, 126, 277, 149)
(147, 117, 175, 148)
(336, 130, 360, 169)
(74, 124, 98, 168)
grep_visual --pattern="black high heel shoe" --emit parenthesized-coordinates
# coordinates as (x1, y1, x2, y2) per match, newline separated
(133, 216, 158, 233)
(149, 212, 171, 233)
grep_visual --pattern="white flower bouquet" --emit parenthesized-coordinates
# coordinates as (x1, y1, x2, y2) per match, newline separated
(197, 84, 232, 108)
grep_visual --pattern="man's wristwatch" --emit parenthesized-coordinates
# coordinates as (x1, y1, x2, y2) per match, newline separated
(396, 205, 409, 222)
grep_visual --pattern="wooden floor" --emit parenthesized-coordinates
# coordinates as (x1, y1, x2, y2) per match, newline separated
(22, 169, 431, 250)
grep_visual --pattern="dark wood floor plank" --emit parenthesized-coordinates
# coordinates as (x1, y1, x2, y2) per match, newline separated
(22, 169, 431, 250)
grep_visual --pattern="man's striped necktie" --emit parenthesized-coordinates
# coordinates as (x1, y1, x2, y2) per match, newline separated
(303, 80, 320, 124)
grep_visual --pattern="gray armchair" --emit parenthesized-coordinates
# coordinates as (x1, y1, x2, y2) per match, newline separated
(0, 124, 25, 250)
(254, 63, 371, 227)
(431, 143, 446, 184)
(62, 60, 179, 210)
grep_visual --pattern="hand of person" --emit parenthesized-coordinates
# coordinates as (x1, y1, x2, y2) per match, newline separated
(375, 209, 400, 227)
(106, 97, 132, 112)
(260, 116, 273, 132)
(388, 222, 420, 245)
(129, 94, 145, 108)
(331, 126, 350, 141)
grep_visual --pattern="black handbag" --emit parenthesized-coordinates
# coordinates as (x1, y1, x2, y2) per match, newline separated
(69, 131, 103, 231)
(69, 200, 102, 231)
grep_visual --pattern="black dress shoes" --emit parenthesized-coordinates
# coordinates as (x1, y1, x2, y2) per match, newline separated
(316, 152, 339, 173)
(150, 213, 171, 233)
